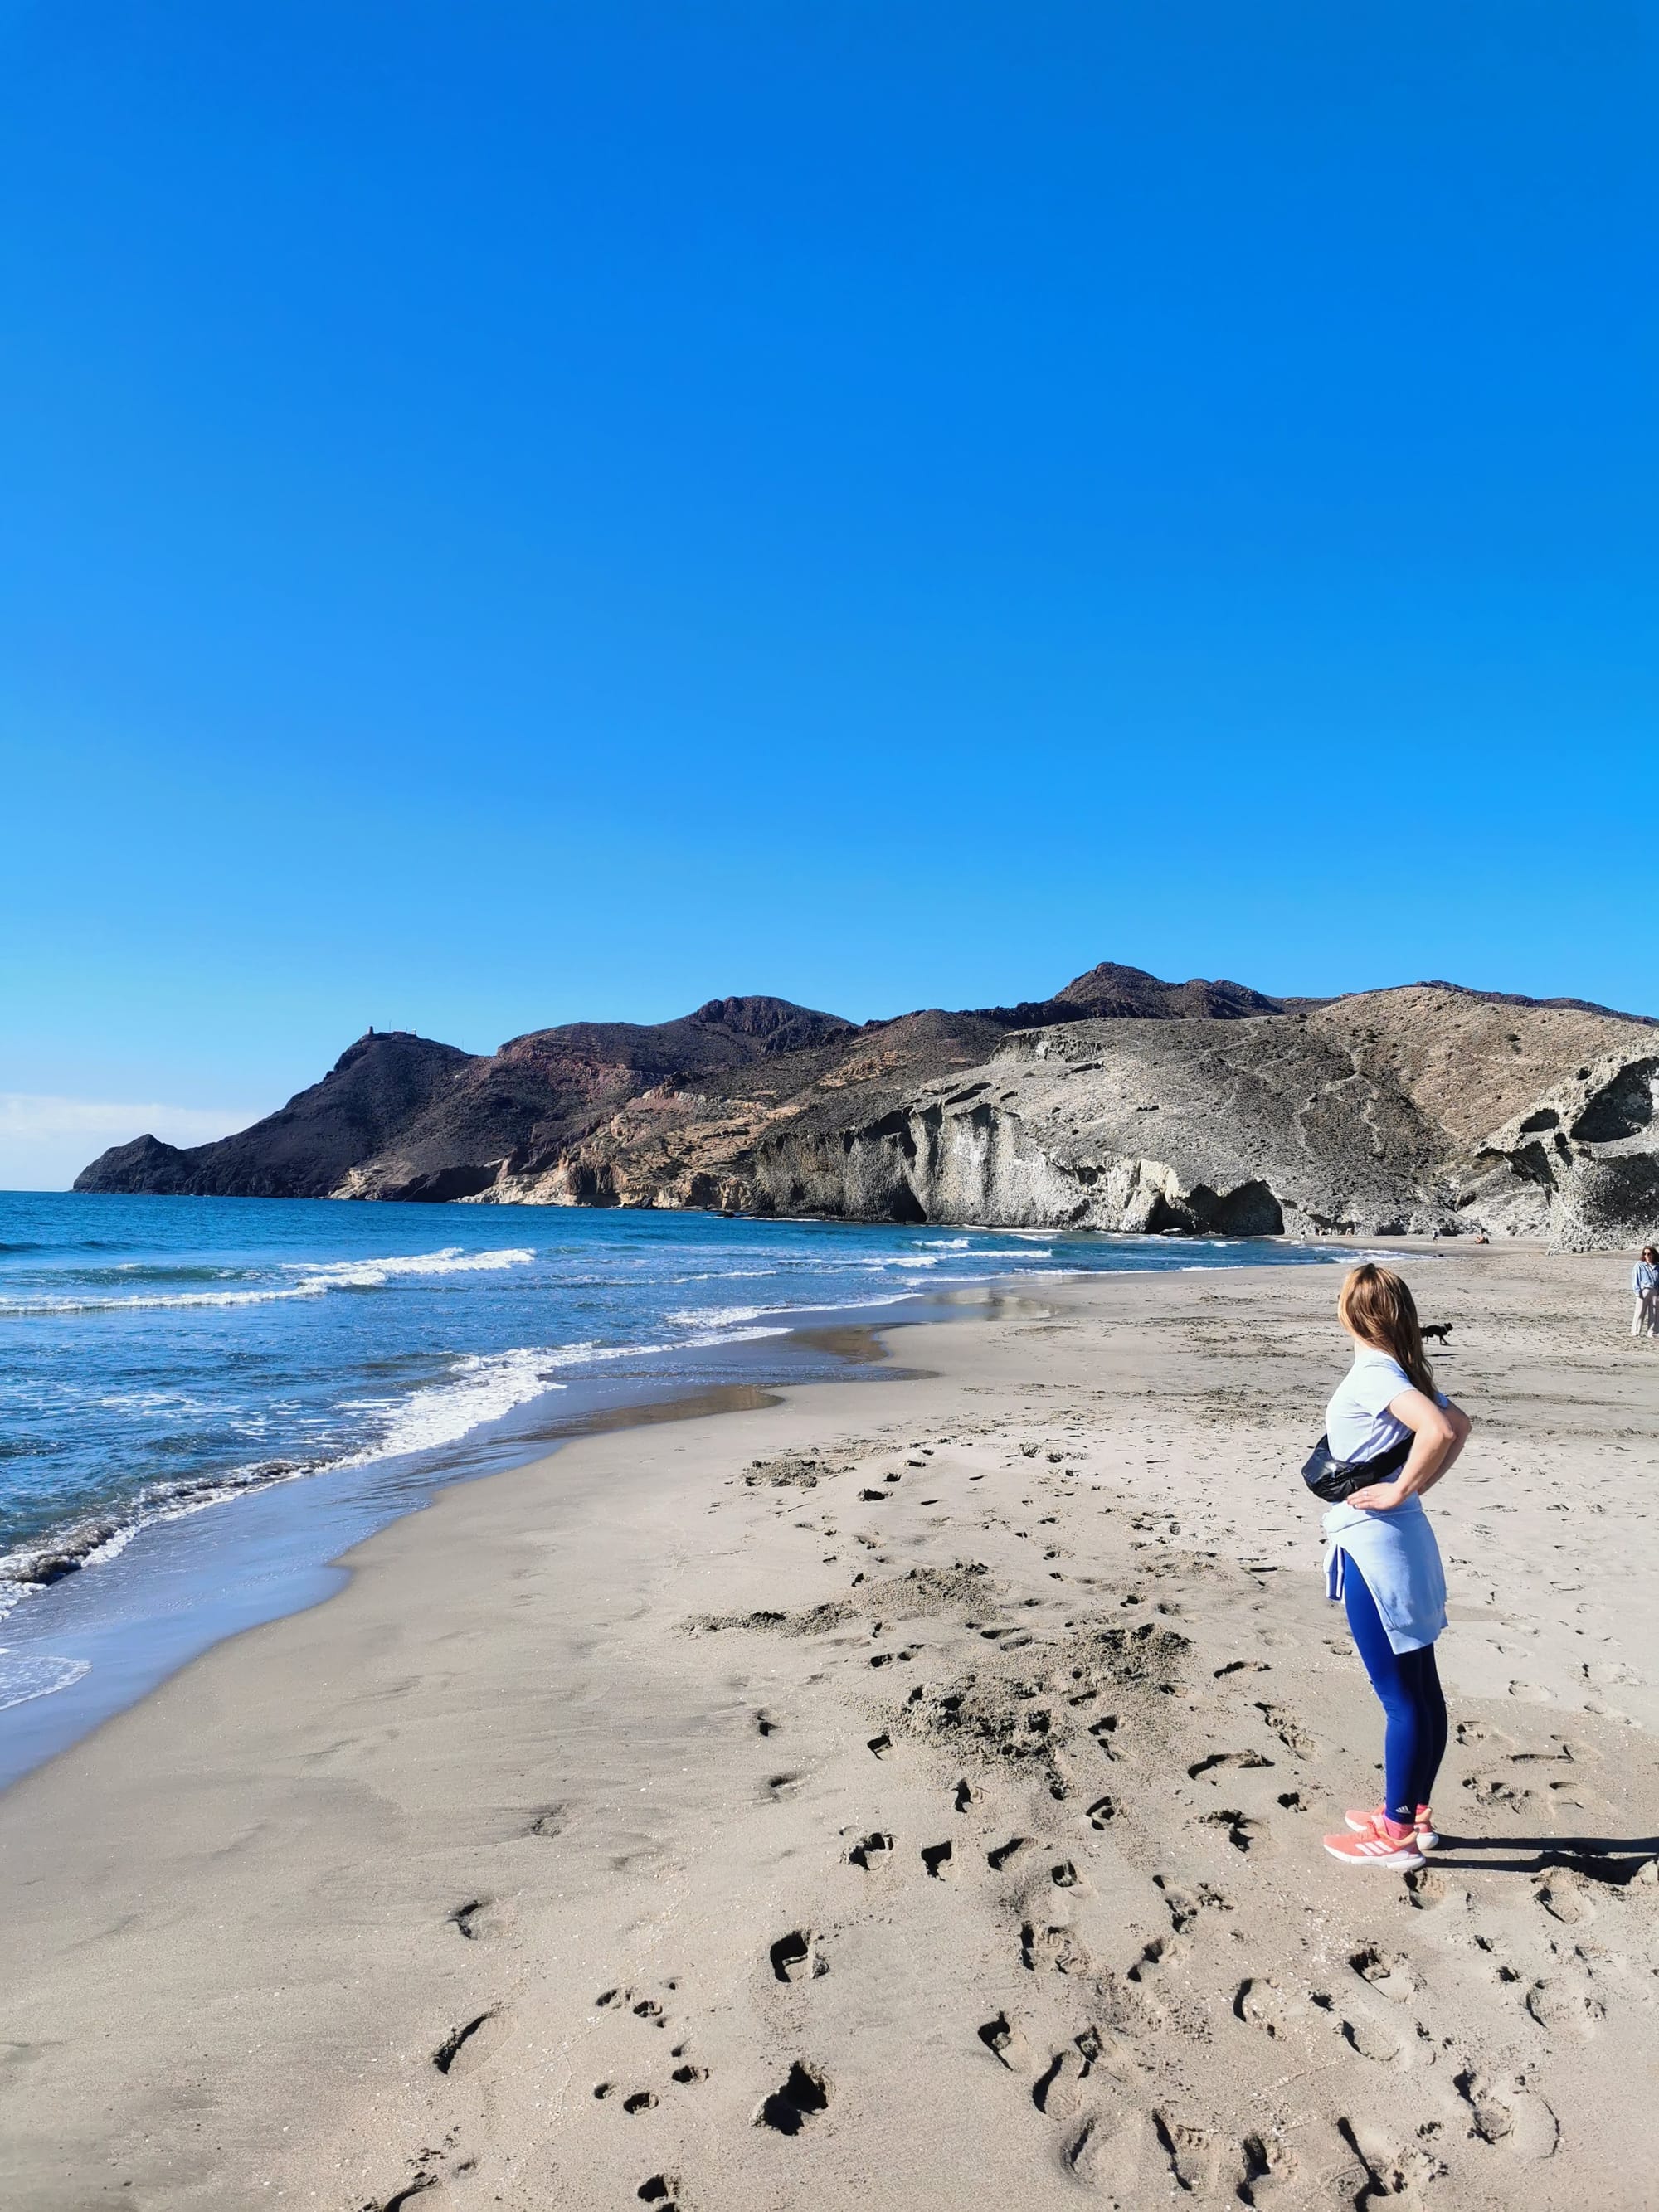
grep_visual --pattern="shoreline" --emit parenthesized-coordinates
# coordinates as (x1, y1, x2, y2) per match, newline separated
(0, 1283, 1010, 1791)
(2, 1244, 1653, 2209)
(0, 1216, 1381, 1791)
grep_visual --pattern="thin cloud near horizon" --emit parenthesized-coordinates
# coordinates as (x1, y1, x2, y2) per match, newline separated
(0, 1095, 261, 1194)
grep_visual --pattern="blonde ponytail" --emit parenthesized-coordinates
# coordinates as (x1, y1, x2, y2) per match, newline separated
(1338, 1264, 1436, 1397)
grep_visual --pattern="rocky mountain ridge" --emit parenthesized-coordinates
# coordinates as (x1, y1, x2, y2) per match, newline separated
(75, 964, 1659, 1247)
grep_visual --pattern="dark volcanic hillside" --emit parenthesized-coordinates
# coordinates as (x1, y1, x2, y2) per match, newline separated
(79, 1032, 479, 1198)
(75, 965, 1659, 1247)
(975, 961, 1302, 1027)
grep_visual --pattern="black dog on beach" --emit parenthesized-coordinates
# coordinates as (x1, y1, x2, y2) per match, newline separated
(1421, 1322, 1452, 1344)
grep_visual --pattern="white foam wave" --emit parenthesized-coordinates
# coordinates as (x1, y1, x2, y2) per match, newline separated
(684, 1325, 793, 1349)
(3, 1283, 320, 1315)
(0, 1246, 537, 1317)
(332, 1346, 569, 1468)
(665, 1303, 771, 1328)
(284, 1247, 536, 1286)
(0, 1339, 575, 1619)
(333, 1320, 795, 1471)
(0, 1652, 90, 1712)
(96, 1389, 214, 1415)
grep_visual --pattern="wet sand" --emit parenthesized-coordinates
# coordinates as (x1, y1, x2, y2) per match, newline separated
(2, 1246, 1655, 2210)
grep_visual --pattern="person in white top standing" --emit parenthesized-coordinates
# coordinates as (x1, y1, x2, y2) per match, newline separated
(1632, 1247, 1659, 1339)
(1319, 1264, 1472, 1869)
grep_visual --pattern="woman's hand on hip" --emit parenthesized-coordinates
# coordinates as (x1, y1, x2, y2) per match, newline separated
(1347, 1480, 1405, 1511)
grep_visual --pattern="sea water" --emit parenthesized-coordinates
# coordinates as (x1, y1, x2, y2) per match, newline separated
(0, 1191, 1337, 1772)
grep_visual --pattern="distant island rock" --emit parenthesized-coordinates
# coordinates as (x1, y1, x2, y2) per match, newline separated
(74, 965, 1659, 1249)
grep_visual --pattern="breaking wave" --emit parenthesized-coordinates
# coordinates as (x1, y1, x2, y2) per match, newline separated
(0, 1247, 536, 1317)
(0, 1319, 796, 1621)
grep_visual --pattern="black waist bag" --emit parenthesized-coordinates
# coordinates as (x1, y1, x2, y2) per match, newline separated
(1301, 1430, 1412, 1505)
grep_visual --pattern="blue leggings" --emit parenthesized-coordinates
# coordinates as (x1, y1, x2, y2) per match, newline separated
(1343, 1563, 1447, 1824)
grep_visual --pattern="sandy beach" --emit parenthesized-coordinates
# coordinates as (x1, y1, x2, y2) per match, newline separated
(2, 1245, 1655, 2211)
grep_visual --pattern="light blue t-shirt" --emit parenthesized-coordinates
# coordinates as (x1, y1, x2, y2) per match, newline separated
(1322, 1346, 1451, 1654)
(1326, 1346, 1442, 1463)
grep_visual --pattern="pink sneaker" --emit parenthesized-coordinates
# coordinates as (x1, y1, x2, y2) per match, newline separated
(1324, 1811, 1424, 1869)
(1345, 1802, 1438, 1850)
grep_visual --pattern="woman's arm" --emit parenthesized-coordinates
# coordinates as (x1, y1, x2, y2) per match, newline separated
(1346, 1390, 1472, 1510)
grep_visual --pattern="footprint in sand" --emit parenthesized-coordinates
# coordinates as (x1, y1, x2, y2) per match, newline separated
(1348, 1947, 1421, 2003)
(986, 1835, 1031, 1872)
(1455, 2067, 1560, 2159)
(1532, 1872, 1596, 1924)
(1525, 1976, 1605, 2039)
(1464, 1772, 1531, 1811)
(1062, 2111, 1154, 2194)
(1155, 1876, 1231, 1932)
(371, 2176, 441, 2210)
(1022, 1921, 1091, 1975)
(753, 2061, 831, 2136)
(1187, 1750, 1272, 1780)
(846, 1830, 893, 1871)
(1126, 1934, 1181, 1992)
(1310, 1992, 1401, 2065)
(1030, 2045, 1092, 2118)
(1583, 1659, 1642, 1688)
(1456, 1719, 1518, 1753)
(1199, 1807, 1260, 1853)
(1253, 1700, 1316, 1757)
(448, 1897, 508, 1942)
(636, 2173, 681, 2205)
(1512, 1734, 1600, 1768)
(1152, 2113, 1219, 2195)
(769, 1928, 827, 1983)
(1232, 1977, 1286, 2039)
(1235, 2130, 1299, 2205)
(976, 2011, 1028, 2070)
(431, 2010, 509, 2078)
(1404, 1865, 1450, 1910)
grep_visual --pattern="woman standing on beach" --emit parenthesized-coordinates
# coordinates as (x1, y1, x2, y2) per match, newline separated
(1319, 1264, 1472, 1870)
(1632, 1247, 1659, 1339)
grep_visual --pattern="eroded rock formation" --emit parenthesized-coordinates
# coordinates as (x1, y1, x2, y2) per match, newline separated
(75, 967, 1659, 1248)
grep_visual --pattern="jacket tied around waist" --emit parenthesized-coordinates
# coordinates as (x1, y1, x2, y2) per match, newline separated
(1322, 1493, 1447, 1655)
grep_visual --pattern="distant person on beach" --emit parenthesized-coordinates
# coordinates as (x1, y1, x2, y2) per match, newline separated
(1632, 1247, 1659, 1339)
(1316, 1264, 1472, 1869)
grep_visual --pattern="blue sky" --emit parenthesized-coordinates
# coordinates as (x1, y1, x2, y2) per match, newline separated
(2, 2, 1655, 1184)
